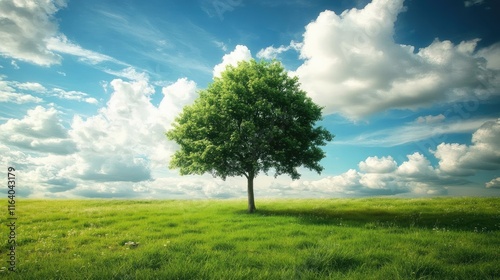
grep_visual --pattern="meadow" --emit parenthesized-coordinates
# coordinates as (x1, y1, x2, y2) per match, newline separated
(1, 197, 499, 279)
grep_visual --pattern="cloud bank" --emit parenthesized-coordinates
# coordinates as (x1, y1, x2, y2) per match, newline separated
(289, 118, 500, 197)
(1, 75, 202, 198)
(3, 74, 499, 199)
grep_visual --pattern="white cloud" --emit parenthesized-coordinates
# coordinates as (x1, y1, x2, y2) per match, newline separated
(17, 154, 78, 194)
(16, 82, 47, 92)
(397, 152, 436, 178)
(0, 77, 170, 189)
(65, 181, 136, 198)
(213, 45, 252, 78)
(159, 77, 198, 125)
(0, 0, 65, 65)
(3, 94, 496, 198)
(0, 106, 77, 155)
(290, 0, 500, 120)
(257, 40, 303, 59)
(433, 118, 500, 176)
(0, 78, 15, 92)
(145, 176, 245, 199)
(302, 169, 361, 194)
(359, 156, 397, 173)
(476, 42, 500, 70)
(52, 88, 98, 104)
(1, 77, 99, 104)
(486, 177, 500, 189)
(0, 77, 43, 103)
(0, 75, 250, 198)
(433, 143, 471, 176)
(0, 91, 43, 104)
(85, 97, 99, 104)
(6, 106, 69, 139)
(62, 104, 156, 183)
(257, 45, 288, 60)
(289, 152, 447, 196)
(0, 143, 29, 168)
(64, 76, 199, 184)
(68, 153, 151, 183)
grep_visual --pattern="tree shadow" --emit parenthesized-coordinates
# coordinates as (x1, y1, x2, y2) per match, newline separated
(245, 207, 499, 232)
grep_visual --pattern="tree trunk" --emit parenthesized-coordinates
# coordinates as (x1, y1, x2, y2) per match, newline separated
(247, 172, 256, 213)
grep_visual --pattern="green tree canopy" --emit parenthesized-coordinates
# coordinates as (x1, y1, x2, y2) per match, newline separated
(167, 59, 333, 212)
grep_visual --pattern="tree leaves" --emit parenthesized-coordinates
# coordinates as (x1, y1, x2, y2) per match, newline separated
(166, 59, 334, 181)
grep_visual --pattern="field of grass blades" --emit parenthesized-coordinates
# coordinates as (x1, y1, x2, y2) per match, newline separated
(1, 197, 499, 279)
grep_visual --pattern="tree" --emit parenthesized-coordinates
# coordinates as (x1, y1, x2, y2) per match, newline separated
(166, 59, 333, 213)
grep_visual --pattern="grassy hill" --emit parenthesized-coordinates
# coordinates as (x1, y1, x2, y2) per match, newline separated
(2, 197, 499, 279)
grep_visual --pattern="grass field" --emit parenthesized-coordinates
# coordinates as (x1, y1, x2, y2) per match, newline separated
(1, 197, 499, 279)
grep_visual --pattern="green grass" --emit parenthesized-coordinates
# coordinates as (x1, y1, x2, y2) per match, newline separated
(1, 197, 499, 279)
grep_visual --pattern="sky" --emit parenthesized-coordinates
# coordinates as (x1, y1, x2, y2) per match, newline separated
(1, 0, 499, 199)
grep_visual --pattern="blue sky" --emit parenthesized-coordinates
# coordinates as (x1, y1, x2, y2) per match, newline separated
(1, 0, 499, 199)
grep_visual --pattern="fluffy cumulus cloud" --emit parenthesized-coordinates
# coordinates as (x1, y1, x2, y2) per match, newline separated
(213, 45, 252, 78)
(433, 118, 500, 176)
(0, 106, 77, 155)
(67, 79, 165, 183)
(159, 77, 198, 123)
(285, 0, 499, 120)
(397, 153, 436, 178)
(358, 156, 397, 173)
